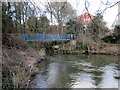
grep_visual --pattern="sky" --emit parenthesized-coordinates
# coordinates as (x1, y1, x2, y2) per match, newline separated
(33, 0, 119, 29)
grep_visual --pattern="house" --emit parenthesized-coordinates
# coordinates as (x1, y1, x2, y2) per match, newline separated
(77, 12, 94, 25)
(106, 29, 114, 36)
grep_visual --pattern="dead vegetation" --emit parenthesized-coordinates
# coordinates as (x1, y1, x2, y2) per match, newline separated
(2, 35, 44, 89)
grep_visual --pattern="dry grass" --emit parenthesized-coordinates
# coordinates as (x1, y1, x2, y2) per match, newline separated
(2, 35, 44, 89)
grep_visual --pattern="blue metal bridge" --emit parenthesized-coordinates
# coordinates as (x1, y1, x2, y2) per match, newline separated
(22, 34, 73, 41)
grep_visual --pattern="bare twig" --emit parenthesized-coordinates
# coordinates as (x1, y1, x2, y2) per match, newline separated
(101, 1, 120, 14)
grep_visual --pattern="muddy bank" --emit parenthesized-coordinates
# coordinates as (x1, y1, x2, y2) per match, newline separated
(2, 35, 45, 89)
(53, 43, 119, 55)
(86, 44, 119, 55)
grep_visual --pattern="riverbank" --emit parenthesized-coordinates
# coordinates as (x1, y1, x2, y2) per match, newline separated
(2, 35, 45, 89)
(53, 43, 119, 55)
(2, 35, 119, 89)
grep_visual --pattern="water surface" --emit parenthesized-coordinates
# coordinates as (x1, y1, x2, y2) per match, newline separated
(30, 54, 119, 88)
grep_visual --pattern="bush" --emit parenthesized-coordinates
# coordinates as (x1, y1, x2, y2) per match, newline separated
(2, 34, 29, 50)
(102, 34, 119, 44)
(76, 44, 87, 50)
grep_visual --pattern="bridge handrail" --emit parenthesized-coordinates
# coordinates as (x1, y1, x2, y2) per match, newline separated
(22, 34, 73, 41)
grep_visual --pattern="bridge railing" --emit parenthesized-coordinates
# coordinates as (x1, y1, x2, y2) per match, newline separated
(22, 34, 73, 41)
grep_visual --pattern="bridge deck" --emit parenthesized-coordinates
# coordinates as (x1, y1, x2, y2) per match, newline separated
(22, 34, 73, 41)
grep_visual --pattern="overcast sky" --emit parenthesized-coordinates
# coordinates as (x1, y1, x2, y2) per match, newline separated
(34, 0, 119, 29)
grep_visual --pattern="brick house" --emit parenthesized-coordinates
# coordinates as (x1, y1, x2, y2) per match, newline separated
(75, 12, 94, 31)
(106, 29, 114, 36)
(77, 12, 94, 25)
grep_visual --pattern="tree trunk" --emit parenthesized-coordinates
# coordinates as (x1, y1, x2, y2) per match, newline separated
(58, 20, 63, 34)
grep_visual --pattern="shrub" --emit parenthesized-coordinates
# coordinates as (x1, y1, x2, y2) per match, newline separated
(76, 44, 87, 50)
(102, 34, 119, 44)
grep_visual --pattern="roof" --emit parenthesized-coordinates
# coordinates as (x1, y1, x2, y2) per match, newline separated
(77, 12, 94, 24)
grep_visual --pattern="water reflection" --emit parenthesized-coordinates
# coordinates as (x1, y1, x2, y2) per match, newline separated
(30, 54, 119, 88)
(98, 65, 118, 88)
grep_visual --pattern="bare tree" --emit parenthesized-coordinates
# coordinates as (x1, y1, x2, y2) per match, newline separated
(45, 1, 76, 33)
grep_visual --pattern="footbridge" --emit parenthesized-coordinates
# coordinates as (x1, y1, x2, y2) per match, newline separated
(22, 34, 73, 41)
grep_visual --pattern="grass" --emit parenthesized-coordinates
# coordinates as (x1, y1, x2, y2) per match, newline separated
(2, 35, 43, 89)
(9, 61, 22, 67)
